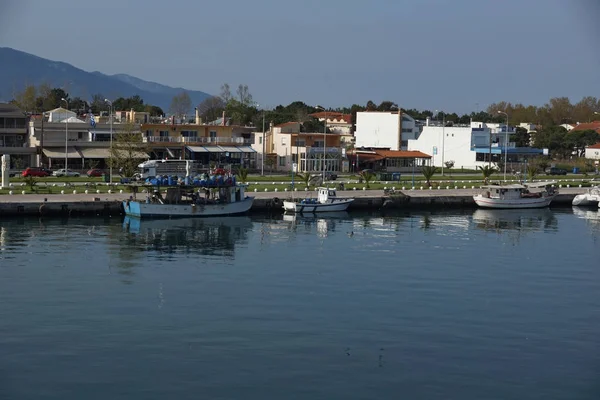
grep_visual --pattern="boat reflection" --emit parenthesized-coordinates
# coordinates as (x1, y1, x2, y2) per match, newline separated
(282, 211, 349, 238)
(572, 207, 600, 234)
(122, 216, 252, 257)
(472, 208, 558, 233)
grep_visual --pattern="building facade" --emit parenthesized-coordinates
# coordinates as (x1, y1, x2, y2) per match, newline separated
(0, 103, 36, 169)
(354, 111, 420, 151)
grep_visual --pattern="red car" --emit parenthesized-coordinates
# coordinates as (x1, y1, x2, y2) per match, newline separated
(87, 169, 105, 177)
(22, 167, 50, 177)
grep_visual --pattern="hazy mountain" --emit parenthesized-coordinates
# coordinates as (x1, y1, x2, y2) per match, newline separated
(0, 47, 211, 113)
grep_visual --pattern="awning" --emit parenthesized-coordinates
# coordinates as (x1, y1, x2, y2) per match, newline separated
(237, 146, 256, 153)
(219, 146, 241, 153)
(42, 147, 81, 159)
(204, 146, 224, 153)
(78, 147, 110, 158)
(186, 146, 209, 153)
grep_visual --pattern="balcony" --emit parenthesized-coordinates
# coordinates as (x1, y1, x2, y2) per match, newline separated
(143, 136, 253, 145)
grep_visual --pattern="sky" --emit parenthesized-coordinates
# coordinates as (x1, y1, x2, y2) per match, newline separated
(1, 0, 599, 114)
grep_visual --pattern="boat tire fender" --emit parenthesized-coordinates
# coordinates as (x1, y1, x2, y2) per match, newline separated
(272, 197, 281, 208)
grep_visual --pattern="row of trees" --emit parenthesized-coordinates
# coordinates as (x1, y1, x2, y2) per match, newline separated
(10, 84, 165, 116)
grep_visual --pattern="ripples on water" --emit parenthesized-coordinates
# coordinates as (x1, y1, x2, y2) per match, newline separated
(0, 209, 599, 400)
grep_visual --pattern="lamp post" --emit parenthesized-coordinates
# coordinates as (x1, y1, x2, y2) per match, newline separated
(105, 99, 113, 183)
(255, 103, 267, 176)
(436, 110, 446, 175)
(497, 111, 509, 181)
(61, 98, 68, 170)
(315, 105, 327, 185)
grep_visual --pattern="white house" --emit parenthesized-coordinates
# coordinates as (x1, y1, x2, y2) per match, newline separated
(354, 111, 420, 151)
(584, 143, 600, 160)
(47, 107, 78, 123)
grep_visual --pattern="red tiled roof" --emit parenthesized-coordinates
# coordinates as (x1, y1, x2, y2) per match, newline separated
(275, 121, 300, 128)
(571, 121, 600, 133)
(587, 142, 600, 149)
(309, 111, 343, 119)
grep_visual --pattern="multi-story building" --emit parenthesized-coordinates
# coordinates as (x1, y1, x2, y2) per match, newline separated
(141, 110, 257, 169)
(252, 121, 346, 173)
(0, 103, 36, 169)
(407, 120, 544, 170)
(354, 111, 420, 151)
(29, 109, 143, 169)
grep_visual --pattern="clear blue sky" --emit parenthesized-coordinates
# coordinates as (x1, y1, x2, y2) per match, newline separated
(1, 0, 598, 114)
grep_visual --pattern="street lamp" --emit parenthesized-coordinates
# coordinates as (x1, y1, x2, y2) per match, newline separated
(315, 105, 327, 185)
(61, 98, 68, 171)
(105, 99, 113, 183)
(436, 110, 446, 175)
(497, 111, 509, 181)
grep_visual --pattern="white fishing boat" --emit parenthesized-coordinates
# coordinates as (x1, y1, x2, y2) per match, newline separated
(473, 181, 557, 209)
(572, 186, 600, 207)
(282, 187, 354, 213)
(123, 184, 254, 218)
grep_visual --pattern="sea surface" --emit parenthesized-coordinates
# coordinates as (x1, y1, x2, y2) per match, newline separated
(1, 209, 599, 400)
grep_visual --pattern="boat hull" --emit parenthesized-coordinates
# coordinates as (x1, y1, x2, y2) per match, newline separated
(572, 192, 600, 207)
(122, 197, 254, 218)
(282, 199, 354, 213)
(473, 195, 554, 209)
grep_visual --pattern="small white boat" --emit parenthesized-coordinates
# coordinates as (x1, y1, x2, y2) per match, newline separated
(473, 181, 557, 209)
(123, 184, 254, 218)
(572, 186, 600, 207)
(282, 187, 354, 213)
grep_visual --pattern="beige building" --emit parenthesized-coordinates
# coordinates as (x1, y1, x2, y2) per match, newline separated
(0, 103, 36, 169)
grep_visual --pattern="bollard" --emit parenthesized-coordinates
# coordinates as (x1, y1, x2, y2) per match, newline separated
(97, 189, 101, 194)
(85, 190, 89, 194)
(73, 190, 77, 194)
(9, 190, 13, 195)
(22, 190, 26, 195)
(60, 190, 65, 194)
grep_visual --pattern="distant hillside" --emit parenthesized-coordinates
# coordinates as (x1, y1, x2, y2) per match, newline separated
(0, 47, 211, 113)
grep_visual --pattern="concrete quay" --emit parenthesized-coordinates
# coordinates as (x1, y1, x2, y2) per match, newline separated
(0, 187, 583, 217)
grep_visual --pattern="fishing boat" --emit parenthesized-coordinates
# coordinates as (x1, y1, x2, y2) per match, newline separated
(572, 186, 600, 208)
(473, 181, 557, 209)
(282, 187, 354, 213)
(122, 183, 254, 218)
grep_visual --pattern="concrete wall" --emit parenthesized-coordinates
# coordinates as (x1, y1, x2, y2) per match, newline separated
(355, 112, 419, 150)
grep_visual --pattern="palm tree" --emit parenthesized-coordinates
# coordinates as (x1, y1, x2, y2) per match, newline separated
(358, 170, 375, 188)
(296, 173, 312, 190)
(478, 165, 497, 184)
(236, 167, 249, 184)
(421, 165, 438, 187)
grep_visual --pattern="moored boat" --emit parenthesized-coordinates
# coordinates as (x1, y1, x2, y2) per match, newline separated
(123, 184, 254, 218)
(282, 187, 354, 213)
(572, 186, 600, 208)
(473, 181, 557, 209)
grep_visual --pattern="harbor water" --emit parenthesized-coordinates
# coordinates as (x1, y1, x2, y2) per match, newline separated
(1, 209, 599, 399)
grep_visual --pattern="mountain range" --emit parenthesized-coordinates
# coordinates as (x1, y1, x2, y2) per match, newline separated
(0, 47, 211, 112)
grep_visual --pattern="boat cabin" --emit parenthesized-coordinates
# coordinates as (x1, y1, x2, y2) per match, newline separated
(317, 187, 338, 204)
(480, 182, 556, 200)
(148, 184, 247, 205)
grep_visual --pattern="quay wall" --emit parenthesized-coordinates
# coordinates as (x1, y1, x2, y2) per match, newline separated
(0, 192, 578, 217)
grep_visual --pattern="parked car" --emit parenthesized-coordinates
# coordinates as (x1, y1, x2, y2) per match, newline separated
(41, 168, 53, 176)
(87, 168, 105, 177)
(546, 167, 567, 176)
(52, 169, 81, 177)
(22, 167, 50, 177)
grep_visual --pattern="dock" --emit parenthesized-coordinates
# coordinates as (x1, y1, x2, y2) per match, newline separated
(0, 188, 582, 217)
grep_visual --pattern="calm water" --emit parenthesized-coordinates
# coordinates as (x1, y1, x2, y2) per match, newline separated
(1, 209, 599, 400)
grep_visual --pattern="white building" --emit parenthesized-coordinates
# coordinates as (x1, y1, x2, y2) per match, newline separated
(584, 143, 600, 160)
(407, 121, 543, 170)
(354, 111, 420, 151)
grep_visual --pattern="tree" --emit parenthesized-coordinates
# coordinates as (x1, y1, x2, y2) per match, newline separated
(526, 163, 540, 181)
(421, 165, 438, 187)
(220, 83, 232, 103)
(108, 122, 149, 178)
(236, 84, 253, 106)
(69, 97, 88, 114)
(358, 170, 375, 188)
(536, 157, 550, 173)
(11, 84, 37, 113)
(365, 100, 377, 111)
(113, 95, 145, 112)
(377, 101, 396, 111)
(513, 127, 531, 147)
(572, 129, 600, 157)
(478, 165, 497, 184)
(236, 167, 249, 184)
(296, 173, 313, 190)
(90, 94, 108, 114)
(169, 91, 192, 118)
(444, 160, 455, 177)
(197, 96, 225, 122)
(144, 105, 164, 117)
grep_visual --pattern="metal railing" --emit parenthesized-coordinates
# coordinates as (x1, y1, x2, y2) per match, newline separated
(143, 136, 252, 145)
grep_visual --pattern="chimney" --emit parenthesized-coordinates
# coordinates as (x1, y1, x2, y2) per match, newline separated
(222, 110, 226, 126)
(195, 107, 201, 125)
(426, 117, 430, 126)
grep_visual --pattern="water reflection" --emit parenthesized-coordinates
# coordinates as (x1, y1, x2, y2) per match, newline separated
(572, 207, 600, 235)
(122, 216, 252, 258)
(472, 209, 558, 234)
(283, 211, 349, 238)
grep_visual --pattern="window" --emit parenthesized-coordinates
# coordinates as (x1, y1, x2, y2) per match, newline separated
(281, 137, 286, 145)
(181, 131, 198, 138)
(78, 132, 84, 139)
(402, 128, 412, 133)
(294, 139, 306, 146)
(159, 130, 169, 137)
(279, 156, 286, 166)
(209, 131, 217, 139)
(259, 137, 263, 144)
